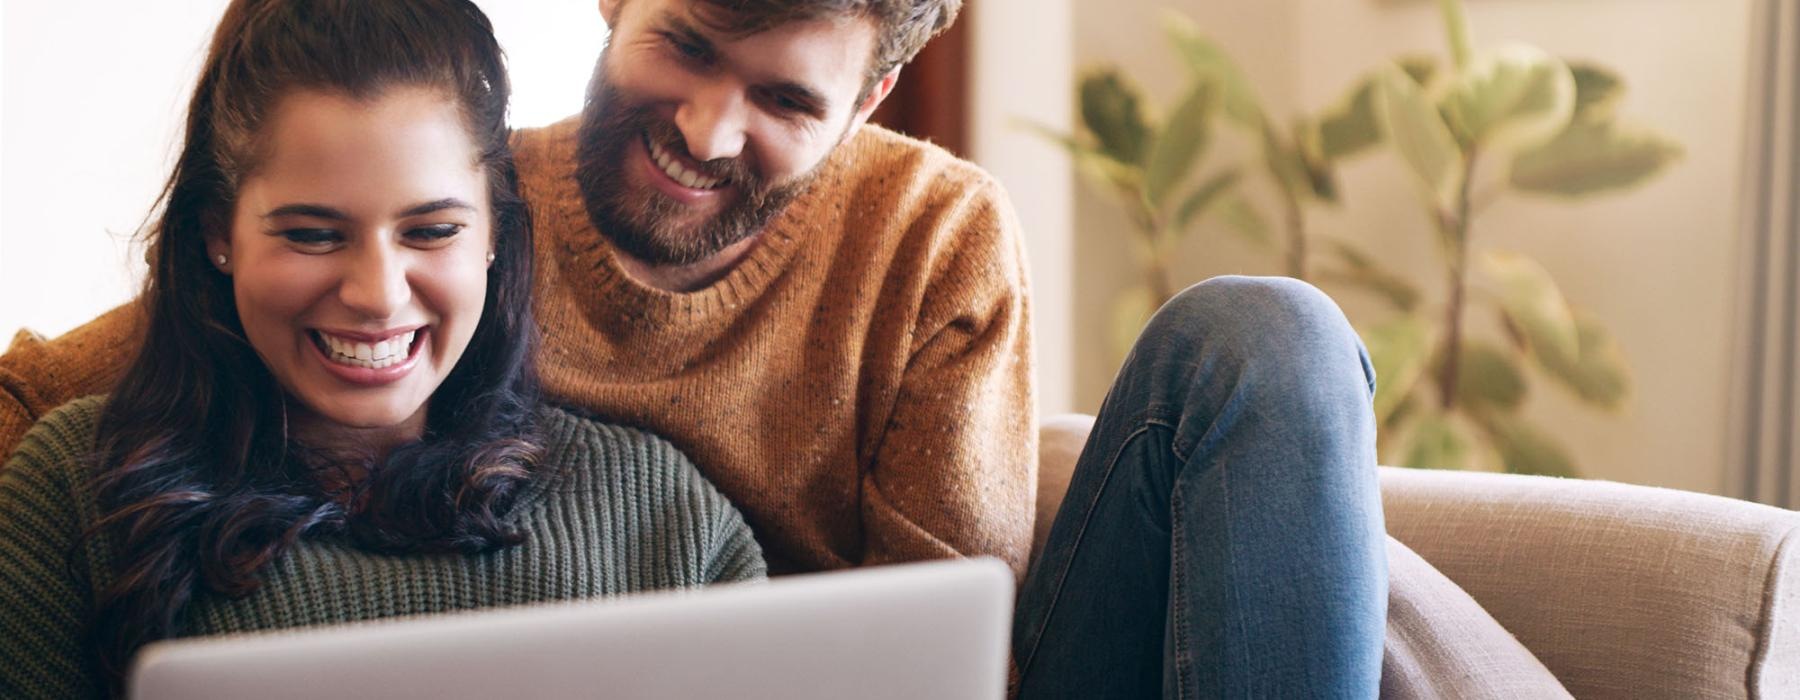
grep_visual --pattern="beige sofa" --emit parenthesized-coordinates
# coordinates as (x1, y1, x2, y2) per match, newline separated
(1037, 415, 1800, 699)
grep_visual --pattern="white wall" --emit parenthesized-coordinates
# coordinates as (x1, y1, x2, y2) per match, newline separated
(1, 0, 226, 344)
(0, 1, 603, 344)
(970, 0, 1076, 415)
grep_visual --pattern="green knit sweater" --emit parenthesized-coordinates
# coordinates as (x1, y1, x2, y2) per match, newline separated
(0, 396, 766, 699)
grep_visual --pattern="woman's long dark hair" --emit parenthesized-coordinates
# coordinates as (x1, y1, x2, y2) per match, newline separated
(85, 0, 540, 690)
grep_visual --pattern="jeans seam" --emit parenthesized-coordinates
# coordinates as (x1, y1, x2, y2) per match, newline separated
(1015, 420, 1170, 685)
(1170, 472, 1191, 700)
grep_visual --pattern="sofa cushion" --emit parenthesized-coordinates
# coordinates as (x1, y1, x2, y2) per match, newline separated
(1381, 536, 1571, 699)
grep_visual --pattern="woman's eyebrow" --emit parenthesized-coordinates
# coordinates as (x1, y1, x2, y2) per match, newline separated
(261, 199, 475, 220)
(263, 203, 348, 220)
(398, 198, 477, 217)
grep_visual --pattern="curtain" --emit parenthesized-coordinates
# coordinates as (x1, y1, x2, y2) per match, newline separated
(1732, 0, 1800, 508)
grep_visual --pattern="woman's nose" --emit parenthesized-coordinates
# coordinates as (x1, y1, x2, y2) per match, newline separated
(337, 240, 411, 319)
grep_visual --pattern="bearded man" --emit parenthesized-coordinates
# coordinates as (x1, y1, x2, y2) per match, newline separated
(0, 0, 1387, 695)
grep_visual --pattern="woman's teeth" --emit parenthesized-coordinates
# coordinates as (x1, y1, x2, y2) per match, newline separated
(647, 137, 725, 190)
(318, 330, 416, 369)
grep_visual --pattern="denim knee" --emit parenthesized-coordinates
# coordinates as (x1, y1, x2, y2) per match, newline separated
(1130, 275, 1374, 406)
(1155, 275, 1357, 355)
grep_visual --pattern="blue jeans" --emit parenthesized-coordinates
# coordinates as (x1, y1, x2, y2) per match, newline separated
(1013, 276, 1387, 698)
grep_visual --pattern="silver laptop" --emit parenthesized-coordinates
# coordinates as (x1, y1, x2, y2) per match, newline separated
(129, 557, 1014, 700)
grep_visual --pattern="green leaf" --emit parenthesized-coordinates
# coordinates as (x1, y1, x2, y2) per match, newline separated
(1374, 65, 1464, 206)
(1478, 414, 1579, 477)
(1437, 0, 1474, 70)
(1163, 12, 1265, 128)
(1480, 250, 1581, 362)
(1403, 414, 1471, 470)
(1111, 285, 1160, 361)
(1019, 120, 1147, 202)
(1146, 81, 1217, 210)
(1217, 195, 1273, 249)
(1316, 79, 1384, 161)
(1079, 68, 1154, 167)
(1443, 45, 1576, 153)
(1362, 314, 1434, 426)
(1173, 169, 1241, 234)
(1316, 239, 1422, 312)
(1294, 121, 1343, 203)
(1569, 62, 1625, 122)
(1510, 120, 1683, 197)
(1397, 55, 1440, 90)
(1535, 309, 1632, 410)
(1454, 341, 1527, 413)
(1263, 126, 1315, 200)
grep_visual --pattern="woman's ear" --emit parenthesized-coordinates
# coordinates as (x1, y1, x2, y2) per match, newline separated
(205, 237, 233, 275)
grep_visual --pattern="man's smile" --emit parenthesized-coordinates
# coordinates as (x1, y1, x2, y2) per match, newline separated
(645, 133, 728, 191)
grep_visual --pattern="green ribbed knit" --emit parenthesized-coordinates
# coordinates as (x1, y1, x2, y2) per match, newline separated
(0, 396, 766, 699)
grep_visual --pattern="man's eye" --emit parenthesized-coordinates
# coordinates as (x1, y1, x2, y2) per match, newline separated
(406, 223, 464, 241)
(773, 95, 806, 113)
(756, 89, 819, 119)
(663, 33, 708, 63)
(281, 229, 340, 246)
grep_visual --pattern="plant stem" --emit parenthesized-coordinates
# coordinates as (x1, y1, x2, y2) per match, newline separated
(1132, 196, 1177, 308)
(1259, 121, 1310, 281)
(1281, 183, 1308, 281)
(1438, 150, 1479, 410)
(1147, 254, 1175, 308)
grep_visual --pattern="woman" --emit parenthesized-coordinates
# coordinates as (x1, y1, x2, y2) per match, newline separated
(0, 1, 764, 697)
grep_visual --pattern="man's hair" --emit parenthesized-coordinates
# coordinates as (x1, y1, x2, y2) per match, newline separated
(690, 0, 962, 99)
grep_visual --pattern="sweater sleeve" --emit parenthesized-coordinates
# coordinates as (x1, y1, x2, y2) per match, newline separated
(0, 304, 143, 462)
(702, 499, 768, 584)
(0, 400, 104, 699)
(861, 177, 1039, 579)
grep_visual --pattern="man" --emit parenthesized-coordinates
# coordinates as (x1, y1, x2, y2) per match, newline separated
(0, 0, 1385, 694)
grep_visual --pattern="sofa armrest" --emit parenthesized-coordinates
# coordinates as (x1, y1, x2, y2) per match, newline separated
(1381, 467, 1800, 699)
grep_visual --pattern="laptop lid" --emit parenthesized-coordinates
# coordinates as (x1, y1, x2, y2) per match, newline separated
(129, 557, 1014, 700)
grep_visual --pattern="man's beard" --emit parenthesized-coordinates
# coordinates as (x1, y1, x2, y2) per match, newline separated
(573, 56, 822, 267)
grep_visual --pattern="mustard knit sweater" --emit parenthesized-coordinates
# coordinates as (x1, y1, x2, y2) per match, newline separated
(0, 121, 1038, 576)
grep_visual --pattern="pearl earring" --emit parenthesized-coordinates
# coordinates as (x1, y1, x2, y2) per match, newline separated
(486, 251, 496, 264)
(216, 254, 228, 266)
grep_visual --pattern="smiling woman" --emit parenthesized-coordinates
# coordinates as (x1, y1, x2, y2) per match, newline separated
(218, 88, 496, 450)
(0, 2, 763, 697)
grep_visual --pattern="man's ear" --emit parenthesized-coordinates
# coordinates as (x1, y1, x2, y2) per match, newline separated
(846, 68, 902, 135)
(205, 236, 233, 275)
(599, 0, 622, 26)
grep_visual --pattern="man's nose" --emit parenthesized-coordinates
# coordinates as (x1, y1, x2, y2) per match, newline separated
(675, 84, 748, 162)
(338, 239, 411, 319)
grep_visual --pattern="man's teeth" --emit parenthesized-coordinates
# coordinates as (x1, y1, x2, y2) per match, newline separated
(648, 138, 724, 190)
(320, 331, 416, 369)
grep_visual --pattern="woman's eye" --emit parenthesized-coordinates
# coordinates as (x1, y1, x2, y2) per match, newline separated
(406, 223, 464, 242)
(280, 229, 341, 247)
